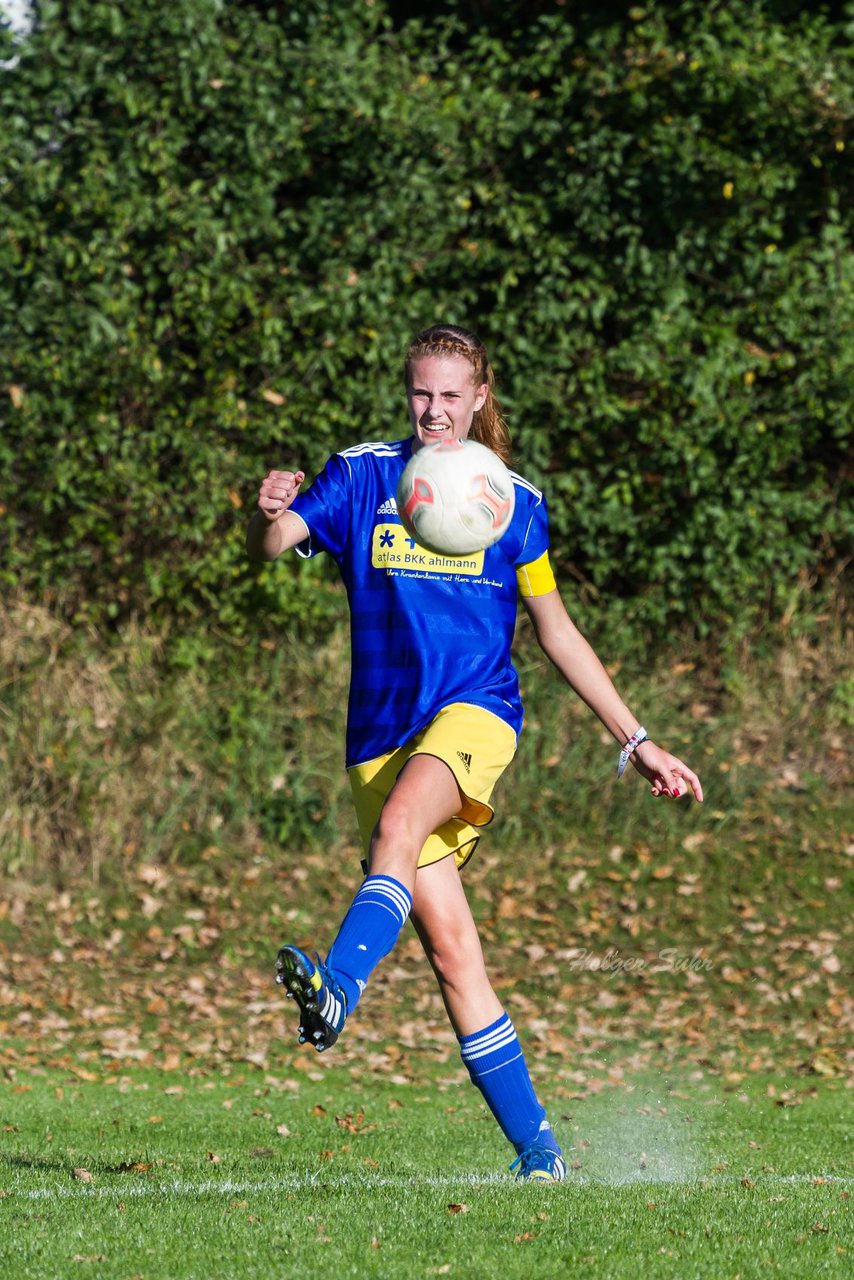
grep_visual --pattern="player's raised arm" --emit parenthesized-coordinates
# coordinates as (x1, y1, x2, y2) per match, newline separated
(247, 469, 307, 561)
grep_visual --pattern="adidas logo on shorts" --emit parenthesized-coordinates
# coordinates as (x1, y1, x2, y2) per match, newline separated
(456, 751, 472, 773)
(376, 497, 398, 515)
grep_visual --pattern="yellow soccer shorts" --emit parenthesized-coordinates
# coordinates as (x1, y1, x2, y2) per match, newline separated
(348, 702, 518, 871)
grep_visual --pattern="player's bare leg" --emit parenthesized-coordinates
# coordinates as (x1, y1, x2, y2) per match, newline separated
(277, 754, 462, 1050)
(411, 856, 565, 1181)
(366, 753, 464, 892)
(409, 854, 503, 1035)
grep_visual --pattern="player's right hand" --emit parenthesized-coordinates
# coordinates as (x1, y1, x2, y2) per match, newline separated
(258, 469, 305, 520)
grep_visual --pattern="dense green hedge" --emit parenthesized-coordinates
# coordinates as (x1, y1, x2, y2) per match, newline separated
(1, 0, 851, 639)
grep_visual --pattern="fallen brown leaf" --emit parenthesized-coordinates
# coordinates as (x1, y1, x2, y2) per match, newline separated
(335, 1111, 366, 1133)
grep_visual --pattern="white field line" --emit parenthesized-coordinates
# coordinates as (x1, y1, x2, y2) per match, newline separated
(10, 1172, 854, 1201)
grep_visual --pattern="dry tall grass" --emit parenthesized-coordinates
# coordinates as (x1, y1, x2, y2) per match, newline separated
(0, 598, 850, 886)
(0, 602, 350, 883)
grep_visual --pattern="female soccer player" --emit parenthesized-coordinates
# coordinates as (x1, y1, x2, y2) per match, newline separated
(247, 323, 703, 1181)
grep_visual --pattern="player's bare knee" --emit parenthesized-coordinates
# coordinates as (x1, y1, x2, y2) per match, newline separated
(372, 801, 421, 858)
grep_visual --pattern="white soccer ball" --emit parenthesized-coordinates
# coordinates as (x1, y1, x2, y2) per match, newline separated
(396, 439, 515, 556)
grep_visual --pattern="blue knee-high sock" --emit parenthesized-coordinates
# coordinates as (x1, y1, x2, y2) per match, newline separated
(459, 1013, 561, 1155)
(325, 874, 412, 1013)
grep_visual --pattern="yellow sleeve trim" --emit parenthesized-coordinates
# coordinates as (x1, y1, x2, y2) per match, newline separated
(516, 549, 557, 598)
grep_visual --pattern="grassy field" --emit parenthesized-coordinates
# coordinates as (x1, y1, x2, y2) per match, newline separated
(0, 602, 851, 1276)
(0, 1066, 850, 1279)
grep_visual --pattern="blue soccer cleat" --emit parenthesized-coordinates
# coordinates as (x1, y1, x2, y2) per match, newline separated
(510, 1144, 567, 1182)
(275, 945, 348, 1052)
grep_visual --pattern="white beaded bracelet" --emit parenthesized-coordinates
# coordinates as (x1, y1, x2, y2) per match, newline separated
(617, 727, 648, 777)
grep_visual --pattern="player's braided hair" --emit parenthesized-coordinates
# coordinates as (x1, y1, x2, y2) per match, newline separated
(404, 324, 512, 465)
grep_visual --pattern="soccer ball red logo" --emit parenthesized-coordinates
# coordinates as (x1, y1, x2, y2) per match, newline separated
(396, 440, 516, 556)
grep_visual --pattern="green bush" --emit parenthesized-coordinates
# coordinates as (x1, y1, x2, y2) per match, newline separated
(1, 1, 850, 638)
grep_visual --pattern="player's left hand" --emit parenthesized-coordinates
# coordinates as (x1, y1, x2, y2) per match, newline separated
(631, 741, 704, 802)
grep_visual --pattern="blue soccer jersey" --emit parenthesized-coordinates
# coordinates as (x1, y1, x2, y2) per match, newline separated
(289, 438, 551, 767)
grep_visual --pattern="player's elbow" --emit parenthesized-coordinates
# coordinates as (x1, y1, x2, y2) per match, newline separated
(530, 613, 569, 658)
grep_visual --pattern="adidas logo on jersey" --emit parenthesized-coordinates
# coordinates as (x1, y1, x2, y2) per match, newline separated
(456, 751, 472, 773)
(376, 497, 398, 515)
